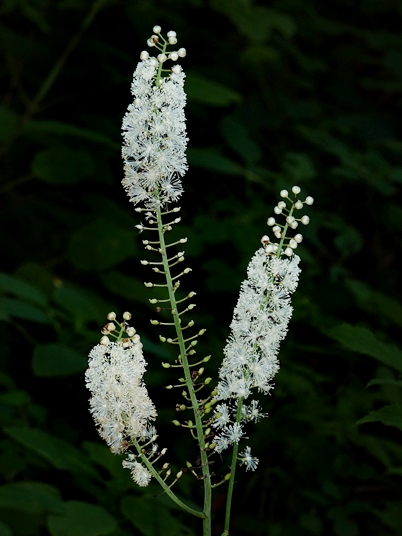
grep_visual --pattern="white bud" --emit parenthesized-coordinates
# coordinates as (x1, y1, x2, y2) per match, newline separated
(107, 312, 116, 321)
(289, 239, 298, 249)
(100, 335, 110, 345)
(286, 216, 295, 224)
(261, 235, 269, 244)
(153, 25, 162, 33)
(301, 215, 310, 225)
(179, 238, 188, 243)
(171, 65, 182, 74)
(147, 38, 155, 47)
(272, 225, 281, 233)
(168, 37, 178, 45)
(133, 334, 141, 343)
(294, 233, 303, 243)
(265, 244, 274, 253)
(170, 52, 179, 61)
(107, 322, 116, 331)
(267, 217, 275, 226)
(140, 260, 149, 265)
(157, 53, 167, 63)
(278, 201, 286, 209)
(280, 189, 288, 198)
(167, 30, 177, 37)
(290, 221, 298, 229)
(292, 185, 301, 194)
(126, 327, 136, 337)
(274, 206, 282, 214)
(274, 231, 282, 239)
(123, 311, 132, 320)
(284, 247, 293, 256)
(178, 47, 186, 57)
(305, 196, 314, 205)
(140, 50, 149, 60)
(294, 200, 303, 210)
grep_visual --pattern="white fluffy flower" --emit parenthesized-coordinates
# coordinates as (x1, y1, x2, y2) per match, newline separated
(85, 338, 157, 455)
(239, 446, 259, 471)
(213, 248, 301, 452)
(121, 59, 188, 208)
(122, 454, 152, 487)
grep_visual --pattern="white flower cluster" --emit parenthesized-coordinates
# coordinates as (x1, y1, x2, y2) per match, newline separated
(213, 248, 301, 465)
(85, 336, 157, 485)
(121, 29, 188, 209)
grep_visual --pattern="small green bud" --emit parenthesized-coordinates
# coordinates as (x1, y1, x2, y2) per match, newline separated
(198, 329, 206, 336)
(162, 362, 170, 368)
(150, 319, 159, 325)
(188, 420, 193, 427)
(179, 404, 186, 411)
(204, 377, 212, 385)
(205, 427, 211, 436)
(203, 355, 211, 362)
(188, 349, 196, 355)
(149, 298, 158, 304)
(198, 367, 204, 376)
(191, 340, 198, 347)
(205, 407, 211, 414)
(176, 470, 183, 479)
(172, 420, 180, 426)
(224, 473, 231, 481)
(209, 443, 215, 449)
(159, 335, 166, 342)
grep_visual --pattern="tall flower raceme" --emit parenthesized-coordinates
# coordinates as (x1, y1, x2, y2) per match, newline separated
(85, 26, 314, 536)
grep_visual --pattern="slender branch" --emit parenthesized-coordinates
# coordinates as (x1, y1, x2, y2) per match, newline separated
(132, 440, 205, 519)
(222, 399, 243, 536)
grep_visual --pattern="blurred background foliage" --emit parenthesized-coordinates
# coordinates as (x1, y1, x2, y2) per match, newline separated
(1, 0, 402, 534)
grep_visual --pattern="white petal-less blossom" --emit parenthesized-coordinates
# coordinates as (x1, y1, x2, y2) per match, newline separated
(121, 58, 188, 209)
(239, 446, 259, 471)
(85, 336, 157, 486)
(213, 247, 301, 463)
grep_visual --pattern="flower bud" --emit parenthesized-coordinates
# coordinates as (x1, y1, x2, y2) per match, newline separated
(178, 48, 186, 57)
(301, 215, 310, 225)
(123, 311, 131, 320)
(107, 312, 116, 320)
(280, 189, 288, 198)
(292, 185, 301, 194)
(153, 25, 162, 33)
(305, 196, 314, 205)
(140, 50, 149, 60)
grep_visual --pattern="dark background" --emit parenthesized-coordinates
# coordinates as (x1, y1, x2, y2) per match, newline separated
(1, 0, 402, 535)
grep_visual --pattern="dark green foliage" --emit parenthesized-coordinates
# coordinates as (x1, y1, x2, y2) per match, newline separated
(1, 0, 401, 534)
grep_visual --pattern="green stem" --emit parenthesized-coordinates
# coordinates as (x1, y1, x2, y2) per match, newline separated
(222, 399, 244, 536)
(155, 205, 212, 536)
(133, 440, 205, 518)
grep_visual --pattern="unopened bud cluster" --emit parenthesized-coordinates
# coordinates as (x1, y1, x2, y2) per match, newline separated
(262, 185, 314, 257)
(140, 26, 187, 75)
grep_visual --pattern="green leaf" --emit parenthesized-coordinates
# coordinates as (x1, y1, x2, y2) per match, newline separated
(32, 147, 95, 185)
(0, 297, 51, 324)
(367, 378, 402, 388)
(53, 286, 102, 326)
(24, 121, 118, 149)
(345, 279, 402, 328)
(4, 427, 100, 479)
(48, 501, 117, 536)
(357, 405, 402, 431)
(186, 72, 241, 106)
(0, 106, 19, 143)
(67, 218, 137, 271)
(0, 389, 31, 406)
(187, 147, 243, 175)
(328, 324, 402, 373)
(32, 344, 87, 377)
(0, 481, 64, 514)
(0, 272, 47, 306)
(0, 521, 12, 536)
(220, 116, 261, 165)
(121, 496, 193, 536)
(99, 271, 148, 303)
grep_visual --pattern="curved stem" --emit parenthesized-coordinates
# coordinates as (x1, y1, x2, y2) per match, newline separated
(133, 440, 205, 518)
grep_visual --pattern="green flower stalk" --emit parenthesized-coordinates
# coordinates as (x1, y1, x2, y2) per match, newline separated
(85, 25, 314, 536)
